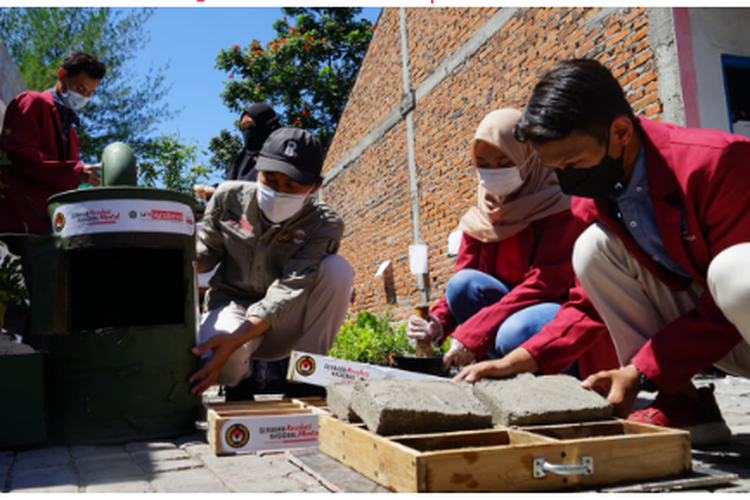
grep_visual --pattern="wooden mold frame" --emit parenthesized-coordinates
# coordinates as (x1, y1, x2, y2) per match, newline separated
(205, 397, 329, 455)
(318, 415, 692, 492)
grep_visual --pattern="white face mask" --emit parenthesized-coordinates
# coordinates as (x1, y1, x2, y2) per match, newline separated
(476, 167, 524, 197)
(62, 76, 90, 111)
(256, 181, 311, 223)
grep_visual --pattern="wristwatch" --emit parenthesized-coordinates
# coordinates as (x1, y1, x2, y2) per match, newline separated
(636, 367, 659, 393)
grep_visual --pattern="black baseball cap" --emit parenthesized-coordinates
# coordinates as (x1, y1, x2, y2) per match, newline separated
(255, 127, 324, 186)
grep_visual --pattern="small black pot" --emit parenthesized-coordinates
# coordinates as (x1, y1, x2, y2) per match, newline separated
(391, 354, 449, 377)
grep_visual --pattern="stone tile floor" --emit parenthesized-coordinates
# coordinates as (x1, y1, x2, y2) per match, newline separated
(1, 375, 748, 493)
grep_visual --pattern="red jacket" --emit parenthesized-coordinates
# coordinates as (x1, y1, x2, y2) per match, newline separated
(430, 210, 618, 378)
(0, 90, 84, 234)
(572, 117, 750, 393)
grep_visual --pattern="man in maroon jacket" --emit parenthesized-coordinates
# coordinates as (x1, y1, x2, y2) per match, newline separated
(513, 59, 750, 446)
(0, 50, 105, 331)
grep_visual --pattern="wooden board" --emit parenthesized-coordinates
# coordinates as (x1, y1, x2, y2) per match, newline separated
(318, 415, 692, 492)
(204, 397, 329, 455)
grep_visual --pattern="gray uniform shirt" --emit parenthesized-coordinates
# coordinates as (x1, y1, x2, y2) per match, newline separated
(197, 181, 344, 329)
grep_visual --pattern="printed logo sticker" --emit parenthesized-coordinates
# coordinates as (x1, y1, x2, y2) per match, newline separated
(292, 229, 306, 245)
(295, 355, 316, 377)
(225, 423, 250, 448)
(53, 212, 66, 232)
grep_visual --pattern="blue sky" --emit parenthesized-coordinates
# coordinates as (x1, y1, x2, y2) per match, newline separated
(130, 7, 381, 184)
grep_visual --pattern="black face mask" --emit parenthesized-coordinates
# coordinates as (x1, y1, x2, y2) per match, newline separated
(554, 142, 625, 200)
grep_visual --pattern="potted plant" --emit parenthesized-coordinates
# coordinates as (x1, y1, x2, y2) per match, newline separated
(0, 253, 28, 333)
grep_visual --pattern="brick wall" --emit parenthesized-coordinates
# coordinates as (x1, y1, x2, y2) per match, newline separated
(323, 7, 677, 322)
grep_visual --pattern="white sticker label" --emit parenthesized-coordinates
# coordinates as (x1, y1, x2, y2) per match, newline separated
(52, 199, 194, 238)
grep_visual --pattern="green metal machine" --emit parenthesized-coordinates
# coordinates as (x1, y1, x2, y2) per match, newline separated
(27, 143, 202, 444)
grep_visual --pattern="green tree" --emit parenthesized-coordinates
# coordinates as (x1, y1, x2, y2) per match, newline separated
(0, 7, 174, 164)
(213, 7, 374, 156)
(206, 129, 243, 180)
(138, 134, 211, 196)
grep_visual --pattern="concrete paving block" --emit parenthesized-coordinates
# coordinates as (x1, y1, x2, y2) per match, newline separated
(11, 464, 78, 492)
(350, 378, 493, 435)
(71, 445, 130, 463)
(76, 458, 145, 484)
(326, 382, 360, 423)
(287, 470, 330, 491)
(130, 447, 190, 464)
(473, 373, 612, 426)
(223, 475, 306, 493)
(124, 441, 177, 453)
(13, 446, 70, 471)
(150, 468, 227, 492)
(137, 457, 203, 474)
(85, 478, 153, 493)
(181, 442, 215, 458)
(173, 432, 206, 448)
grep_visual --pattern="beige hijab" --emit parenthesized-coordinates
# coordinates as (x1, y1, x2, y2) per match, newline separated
(458, 108, 571, 243)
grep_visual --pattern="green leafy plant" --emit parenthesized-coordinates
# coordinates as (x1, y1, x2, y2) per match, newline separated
(328, 310, 413, 366)
(0, 253, 28, 331)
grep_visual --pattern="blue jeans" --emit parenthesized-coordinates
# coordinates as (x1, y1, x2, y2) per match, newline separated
(444, 269, 561, 359)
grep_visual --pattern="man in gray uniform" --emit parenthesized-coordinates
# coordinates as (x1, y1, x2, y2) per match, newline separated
(190, 127, 354, 396)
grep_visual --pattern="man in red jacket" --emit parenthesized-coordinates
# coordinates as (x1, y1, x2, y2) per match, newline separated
(513, 59, 750, 446)
(0, 50, 105, 331)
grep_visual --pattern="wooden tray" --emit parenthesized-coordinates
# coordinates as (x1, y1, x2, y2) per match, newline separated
(318, 415, 692, 492)
(204, 397, 329, 455)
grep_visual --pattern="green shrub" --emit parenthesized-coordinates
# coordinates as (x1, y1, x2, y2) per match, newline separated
(328, 310, 413, 366)
(0, 253, 28, 309)
(328, 310, 449, 365)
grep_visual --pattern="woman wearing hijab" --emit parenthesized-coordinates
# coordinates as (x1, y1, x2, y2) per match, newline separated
(408, 108, 618, 381)
(226, 103, 280, 181)
(193, 103, 280, 203)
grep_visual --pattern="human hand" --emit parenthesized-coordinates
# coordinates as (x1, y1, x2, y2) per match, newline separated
(189, 333, 241, 395)
(406, 315, 443, 347)
(453, 348, 539, 383)
(193, 184, 216, 202)
(80, 164, 101, 186)
(581, 364, 641, 417)
(442, 336, 476, 370)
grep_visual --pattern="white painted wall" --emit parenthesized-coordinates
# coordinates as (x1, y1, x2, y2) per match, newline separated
(688, 8, 750, 132)
(0, 39, 27, 127)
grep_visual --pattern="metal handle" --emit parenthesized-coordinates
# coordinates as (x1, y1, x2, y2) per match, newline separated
(195, 421, 208, 431)
(533, 456, 593, 478)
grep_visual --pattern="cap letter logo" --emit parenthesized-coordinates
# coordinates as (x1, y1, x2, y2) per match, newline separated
(283, 140, 298, 158)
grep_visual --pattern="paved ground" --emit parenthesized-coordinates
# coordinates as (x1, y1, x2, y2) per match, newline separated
(1, 375, 748, 493)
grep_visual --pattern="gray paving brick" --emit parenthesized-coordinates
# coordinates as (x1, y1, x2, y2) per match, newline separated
(224, 475, 305, 493)
(130, 447, 190, 464)
(84, 478, 153, 493)
(288, 470, 330, 491)
(150, 468, 227, 492)
(137, 457, 203, 474)
(124, 441, 177, 453)
(10, 465, 78, 492)
(13, 446, 70, 471)
(76, 458, 145, 484)
(181, 441, 215, 457)
(71, 445, 128, 462)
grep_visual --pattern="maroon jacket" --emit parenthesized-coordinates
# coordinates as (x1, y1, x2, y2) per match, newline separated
(0, 90, 84, 234)
(572, 117, 750, 393)
(430, 209, 618, 378)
